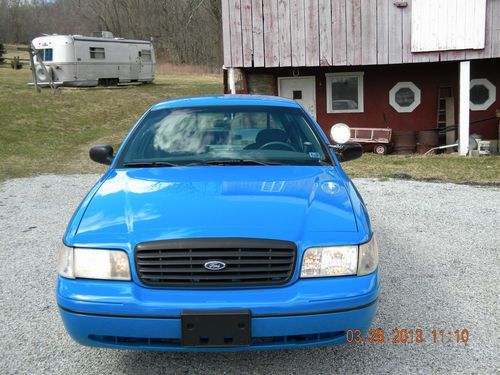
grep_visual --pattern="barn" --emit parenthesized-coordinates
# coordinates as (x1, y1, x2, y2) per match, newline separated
(221, 0, 500, 155)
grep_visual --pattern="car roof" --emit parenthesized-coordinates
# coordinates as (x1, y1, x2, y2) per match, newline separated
(150, 95, 301, 111)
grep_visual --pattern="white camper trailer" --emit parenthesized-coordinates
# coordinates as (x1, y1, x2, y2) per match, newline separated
(31, 32, 155, 87)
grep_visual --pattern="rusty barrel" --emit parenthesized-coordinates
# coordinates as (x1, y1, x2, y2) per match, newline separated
(416, 130, 440, 154)
(392, 130, 416, 154)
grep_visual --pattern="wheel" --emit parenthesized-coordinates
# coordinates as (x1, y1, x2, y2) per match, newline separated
(374, 144, 388, 155)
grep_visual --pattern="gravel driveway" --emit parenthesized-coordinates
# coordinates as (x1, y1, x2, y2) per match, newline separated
(0, 174, 498, 374)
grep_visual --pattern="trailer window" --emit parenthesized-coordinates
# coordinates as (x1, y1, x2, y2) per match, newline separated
(40, 48, 53, 61)
(141, 50, 152, 62)
(89, 47, 105, 59)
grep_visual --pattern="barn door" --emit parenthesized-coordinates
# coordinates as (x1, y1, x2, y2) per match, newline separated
(278, 77, 316, 119)
(129, 45, 140, 80)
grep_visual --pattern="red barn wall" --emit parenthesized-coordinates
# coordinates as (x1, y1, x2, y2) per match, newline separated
(242, 58, 499, 140)
(469, 59, 499, 140)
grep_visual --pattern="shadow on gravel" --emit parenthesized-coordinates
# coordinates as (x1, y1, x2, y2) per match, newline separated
(115, 345, 361, 374)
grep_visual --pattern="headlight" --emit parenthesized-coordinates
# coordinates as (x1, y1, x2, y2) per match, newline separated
(358, 236, 379, 276)
(57, 244, 74, 279)
(301, 236, 379, 278)
(57, 245, 131, 280)
(301, 246, 358, 277)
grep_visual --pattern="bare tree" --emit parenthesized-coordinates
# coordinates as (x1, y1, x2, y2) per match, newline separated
(0, 0, 223, 67)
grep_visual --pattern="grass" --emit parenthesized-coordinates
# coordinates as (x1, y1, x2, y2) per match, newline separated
(0, 65, 498, 185)
(0, 67, 222, 180)
(343, 153, 500, 186)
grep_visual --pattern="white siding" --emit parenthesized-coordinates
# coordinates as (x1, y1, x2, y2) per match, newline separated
(411, 0, 486, 52)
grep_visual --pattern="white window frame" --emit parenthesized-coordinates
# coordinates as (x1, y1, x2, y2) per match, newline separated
(389, 81, 421, 113)
(325, 72, 364, 113)
(469, 78, 496, 111)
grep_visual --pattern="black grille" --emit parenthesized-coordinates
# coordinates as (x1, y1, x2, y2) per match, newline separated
(135, 238, 296, 287)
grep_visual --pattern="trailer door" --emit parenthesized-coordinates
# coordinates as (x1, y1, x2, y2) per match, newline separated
(129, 45, 140, 80)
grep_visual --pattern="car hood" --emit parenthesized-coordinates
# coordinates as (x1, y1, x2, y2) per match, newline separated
(75, 166, 358, 243)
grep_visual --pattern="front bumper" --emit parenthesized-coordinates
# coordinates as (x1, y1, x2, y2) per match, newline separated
(57, 270, 379, 351)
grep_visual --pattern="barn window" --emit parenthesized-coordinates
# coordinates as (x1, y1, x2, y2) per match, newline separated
(389, 82, 421, 113)
(326, 72, 364, 113)
(293, 90, 302, 100)
(89, 47, 105, 59)
(469, 79, 496, 111)
(141, 50, 152, 62)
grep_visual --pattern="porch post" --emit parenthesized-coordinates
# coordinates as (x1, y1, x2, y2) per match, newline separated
(458, 61, 470, 156)
(228, 68, 236, 94)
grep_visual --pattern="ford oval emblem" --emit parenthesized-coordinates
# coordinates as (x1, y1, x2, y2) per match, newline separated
(204, 260, 226, 271)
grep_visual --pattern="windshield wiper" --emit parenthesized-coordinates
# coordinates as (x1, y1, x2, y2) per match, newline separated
(123, 161, 179, 168)
(189, 159, 281, 166)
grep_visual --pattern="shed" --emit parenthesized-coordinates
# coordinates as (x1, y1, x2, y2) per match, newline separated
(221, 0, 500, 155)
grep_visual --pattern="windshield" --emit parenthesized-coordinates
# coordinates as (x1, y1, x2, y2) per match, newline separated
(117, 106, 332, 167)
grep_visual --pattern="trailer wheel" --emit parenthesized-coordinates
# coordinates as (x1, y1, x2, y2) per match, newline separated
(374, 144, 388, 155)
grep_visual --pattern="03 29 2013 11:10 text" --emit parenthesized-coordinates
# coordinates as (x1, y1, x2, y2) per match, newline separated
(346, 328, 469, 345)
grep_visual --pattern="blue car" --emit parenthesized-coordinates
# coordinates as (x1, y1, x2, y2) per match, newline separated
(57, 95, 379, 351)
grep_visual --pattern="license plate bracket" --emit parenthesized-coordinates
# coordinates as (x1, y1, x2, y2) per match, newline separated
(181, 310, 251, 347)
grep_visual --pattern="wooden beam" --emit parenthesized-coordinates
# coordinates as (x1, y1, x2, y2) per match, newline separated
(229, 0, 243, 67)
(263, 0, 279, 67)
(376, 0, 389, 64)
(466, 0, 493, 59)
(361, 0, 377, 65)
(241, 0, 254, 67)
(221, 0, 232, 67)
(305, 0, 320, 66)
(388, 0, 403, 64)
(290, 0, 306, 66)
(346, 0, 362, 65)
(491, 0, 500, 57)
(251, 0, 265, 67)
(278, 0, 292, 66)
(332, 0, 347, 65)
(401, 0, 412, 63)
(319, 0, 333, 66)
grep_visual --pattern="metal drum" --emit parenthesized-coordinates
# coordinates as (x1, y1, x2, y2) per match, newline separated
(392, 131, 416, 154)
(416, 130, 439, 154)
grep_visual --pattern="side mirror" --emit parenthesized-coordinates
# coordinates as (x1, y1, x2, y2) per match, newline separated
(89, 144, 114, 165)
(333, 142, 363, 162)
(330, 123, 351, 144)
